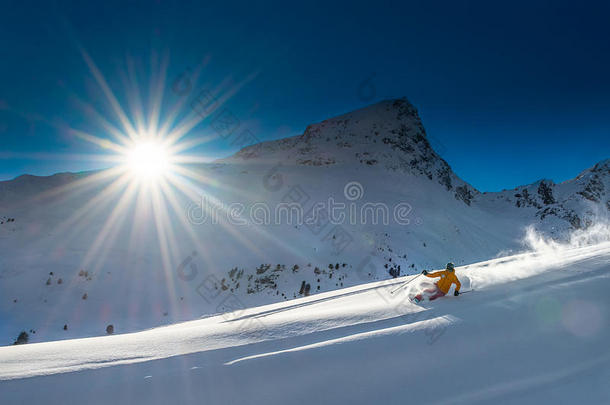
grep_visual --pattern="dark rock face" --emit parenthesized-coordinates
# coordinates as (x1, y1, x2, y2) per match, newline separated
(455, 186, 474, 206)
(228, 99, 479, 205)
(228, 100, 609, 229)
(500, 161, 610, 230)
(578, 175, 604, 202)
(591, 160, 610, 174)
(537, 181, 556, 205)
(514, 188, 540, 209)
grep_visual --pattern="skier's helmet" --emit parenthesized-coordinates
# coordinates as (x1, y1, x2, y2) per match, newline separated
(446, 262, 455, 271)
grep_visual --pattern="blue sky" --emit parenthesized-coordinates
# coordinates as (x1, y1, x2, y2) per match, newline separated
(1, 0, 609, 191)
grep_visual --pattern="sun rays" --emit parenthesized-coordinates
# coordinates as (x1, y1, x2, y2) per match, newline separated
(23, 49, 274, 324)
(24, 47, 324, 334)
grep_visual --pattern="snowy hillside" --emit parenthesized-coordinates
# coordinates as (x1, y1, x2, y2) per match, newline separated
(1, 239, 609, 404)
(0, 99, 609, 345)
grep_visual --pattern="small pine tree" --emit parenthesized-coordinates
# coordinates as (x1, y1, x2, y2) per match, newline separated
(14, 331, 29, 345)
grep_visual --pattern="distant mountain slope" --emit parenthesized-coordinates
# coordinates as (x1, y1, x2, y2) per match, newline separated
(477, 158, 610, 234)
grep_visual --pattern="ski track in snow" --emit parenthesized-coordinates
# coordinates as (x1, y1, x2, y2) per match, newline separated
(1, 241, 610, 404)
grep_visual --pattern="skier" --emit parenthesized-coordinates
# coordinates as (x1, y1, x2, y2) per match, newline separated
(413, 262, 461, 303)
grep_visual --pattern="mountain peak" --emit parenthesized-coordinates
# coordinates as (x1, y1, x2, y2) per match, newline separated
(231, 98, 429, 163)
(300, 98, 425, 143)
(227, 98, 478, 204)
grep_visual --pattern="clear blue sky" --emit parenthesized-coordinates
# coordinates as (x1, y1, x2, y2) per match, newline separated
(1, 0, 609, 191)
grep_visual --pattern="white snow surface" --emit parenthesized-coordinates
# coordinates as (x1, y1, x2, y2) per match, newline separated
(1, 240, 609, 404)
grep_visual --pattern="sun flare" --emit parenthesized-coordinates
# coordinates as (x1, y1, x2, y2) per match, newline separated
(126, 141, 171, 179)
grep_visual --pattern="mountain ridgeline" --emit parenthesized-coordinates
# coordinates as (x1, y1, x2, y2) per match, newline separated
(228, 99, 477, 205)
(227, 98, 609, 230)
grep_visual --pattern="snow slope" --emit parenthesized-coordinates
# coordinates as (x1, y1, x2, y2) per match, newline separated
(0, 99, 609, 344)
(1, 240, 609, 404)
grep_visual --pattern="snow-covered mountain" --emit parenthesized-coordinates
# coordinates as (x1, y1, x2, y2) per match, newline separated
(478, 159, 610, 231)
(225, 99, 478, 205)
(0, 99, 608, 344)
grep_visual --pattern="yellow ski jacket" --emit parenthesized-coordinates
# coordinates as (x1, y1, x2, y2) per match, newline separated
(426, 270, 461, 294)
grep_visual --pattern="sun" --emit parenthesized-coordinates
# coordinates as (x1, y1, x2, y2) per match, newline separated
(126, 140, 171, 179)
